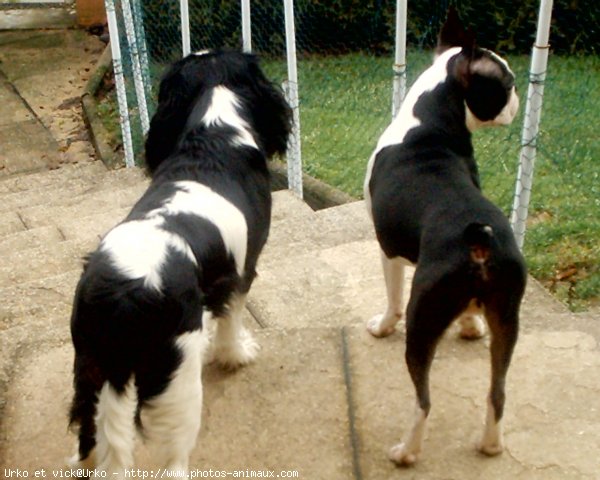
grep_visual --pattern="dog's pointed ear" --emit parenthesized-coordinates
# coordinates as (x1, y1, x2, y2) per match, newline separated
(436, 6, 466, 55)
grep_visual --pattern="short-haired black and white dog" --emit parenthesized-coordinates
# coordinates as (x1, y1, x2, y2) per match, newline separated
(364, 9, 526, 465)
(68, 50, 291, 474)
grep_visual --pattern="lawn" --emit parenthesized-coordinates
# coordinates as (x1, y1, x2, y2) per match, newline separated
(99, 49, 599, 310)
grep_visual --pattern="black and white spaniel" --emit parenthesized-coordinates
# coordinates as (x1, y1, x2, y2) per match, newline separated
(68, 50, 291, 475)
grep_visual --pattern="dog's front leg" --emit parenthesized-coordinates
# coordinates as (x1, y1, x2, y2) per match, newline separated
(212, 293, 260, 369)
(367, 252, 407, 337)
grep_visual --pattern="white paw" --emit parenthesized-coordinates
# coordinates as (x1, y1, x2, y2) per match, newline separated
(459, 315, 486, 340)
(389, 442, 420, 466)
(366, 314, 397, 338)
(477, 437, 504, 456)
(214, 329, 260, 369)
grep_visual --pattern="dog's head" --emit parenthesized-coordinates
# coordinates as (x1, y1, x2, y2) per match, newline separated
(436, 7, 519, 131)
(145, 50, 292, 174)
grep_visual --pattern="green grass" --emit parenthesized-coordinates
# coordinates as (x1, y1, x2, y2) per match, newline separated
(98, 50, 599, 310)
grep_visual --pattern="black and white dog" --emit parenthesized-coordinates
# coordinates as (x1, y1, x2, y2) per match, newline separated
(68, 50, 291, 474)
(364, 9, 526, 465)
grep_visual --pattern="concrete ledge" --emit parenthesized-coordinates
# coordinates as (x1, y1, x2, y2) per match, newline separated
(81, 44, 121, 169)
(269, 161, 356, 211)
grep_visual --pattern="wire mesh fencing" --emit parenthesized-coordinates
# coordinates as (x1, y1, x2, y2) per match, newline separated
(105, 0, 598, 307)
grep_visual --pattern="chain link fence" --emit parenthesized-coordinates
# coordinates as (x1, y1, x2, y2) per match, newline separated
(104, 0, 598, 309)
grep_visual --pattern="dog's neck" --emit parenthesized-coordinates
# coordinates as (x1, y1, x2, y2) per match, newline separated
(377, 48, 472, 157)
(183, 86, 258, 150)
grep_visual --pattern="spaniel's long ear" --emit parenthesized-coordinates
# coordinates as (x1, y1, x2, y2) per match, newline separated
(144, 59, 198, 174)
(246, 57, 292, 158)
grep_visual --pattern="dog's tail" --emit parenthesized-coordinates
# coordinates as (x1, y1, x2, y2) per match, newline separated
(68, 353, 104, 467)
(68, 363, 138, 472)
(464, 223, 494, 280)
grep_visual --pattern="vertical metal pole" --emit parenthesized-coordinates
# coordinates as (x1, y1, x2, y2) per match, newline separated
(283, 0, 303, 198)
(241, 0, 252, 52)
(392, 0, 408, 118)
(105, 0, 135, 168)
(121, 0, 150, 134)
(180, 0, 191, 56)
(510, 0, 554, 249)
(131, 0, 152, 100)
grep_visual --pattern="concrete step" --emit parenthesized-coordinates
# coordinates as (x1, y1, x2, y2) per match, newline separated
(0, 161, 106, 195)
(0, 165, 147, 214)
(0, 236, 96, 289)
(0, 224, 64, 254)
(1, 270, 80, 327)
(262, 199, 375, 263)
(251, 239, 397, 330)
(9, 182, 148, 233)
(0, 206, 131, 256)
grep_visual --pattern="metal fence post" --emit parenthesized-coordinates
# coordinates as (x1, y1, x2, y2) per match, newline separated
(510, 0, 554, 249)
(121, 0, 150, 135)
(131, 0, 152, 102)
(283, 0, 303, 198)
(180, 0, 191, 56)
(105, 0, 135, 168)
(241, 0, 252, 52)
(392, 0, 408, 118)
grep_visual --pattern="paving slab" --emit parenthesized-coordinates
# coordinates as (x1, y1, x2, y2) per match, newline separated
(344, 324, 600, 479)
(0, 118, 61, 177)
(0, 30, 104, 165)
(1, 328, 354, 479)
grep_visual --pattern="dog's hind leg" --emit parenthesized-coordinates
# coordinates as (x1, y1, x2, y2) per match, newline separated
(141, 330, 206, 476)
(212, 293, 260, 368)
(389, 268, 461, 466)
(94, 377, 138, 477)
(477, 299, 519, 456)
(367, 252, 407, 338)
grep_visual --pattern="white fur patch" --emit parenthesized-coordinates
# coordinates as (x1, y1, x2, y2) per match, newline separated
(142, 330, 206, 472)
(389, 401, 428, 466)
(94, 378, 138, 476)
(147, 181, 248, 276)
(212, 293, 260, 368)
(101, 217, 195, 291)
(478, 395, 504, 455)
(203, 86, 258, 149)
(364, 48, 462, 209)
(376, 47, 461, 153)
(366, 252, 409, 337)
